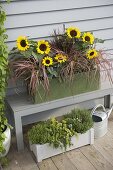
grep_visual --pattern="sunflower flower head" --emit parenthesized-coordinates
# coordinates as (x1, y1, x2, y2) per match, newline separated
(66, 27, 81, 39)
(87, 49, 98, 59)
(37, 40, 51, 54)
(82, 32, 94, 44)
(17, 36, 29, 51)
(54, 53, 67, 63)
(42, 56, 53, 67)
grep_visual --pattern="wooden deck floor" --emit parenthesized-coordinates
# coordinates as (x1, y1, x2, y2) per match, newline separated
(4, 112, 113, 170)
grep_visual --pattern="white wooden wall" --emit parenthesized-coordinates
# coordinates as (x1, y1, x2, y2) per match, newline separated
(2, 0, 113, 59)
(1, 0, 113, 97)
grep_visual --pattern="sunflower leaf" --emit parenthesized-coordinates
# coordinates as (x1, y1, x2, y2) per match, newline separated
(47, 67, 58, 77)
(32, 51, 43, 60)
(20, 48, 33, 58)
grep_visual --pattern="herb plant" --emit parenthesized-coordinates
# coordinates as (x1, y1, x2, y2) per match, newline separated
(64, 109, 93, 133)
(46, 118, 75, 149)
(28, 109, 93, 150)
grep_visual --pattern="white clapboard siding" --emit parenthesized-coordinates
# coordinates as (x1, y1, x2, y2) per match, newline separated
(96, 39, 113, 50)
(2, 0, 113, 97)
(2, 0, 113, 52)
(5, 17, 113, 42)
(5, 5, 113, 29)
(6, 26, 113, 43)
(2, 0, 113, 15)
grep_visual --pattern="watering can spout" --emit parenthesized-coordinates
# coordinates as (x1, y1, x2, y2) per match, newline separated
(107, 105, 113, 118)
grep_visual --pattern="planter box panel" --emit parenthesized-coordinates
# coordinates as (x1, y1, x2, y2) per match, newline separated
(30, 128, 94, 162)
(35, 71, 100, 104)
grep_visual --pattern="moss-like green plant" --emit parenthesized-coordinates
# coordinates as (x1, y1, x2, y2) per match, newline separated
(46, 118, 75, 149)
(28, 118, 75, 150)
(28, 109, 93, 150)
(0, 157, 9, 167)
(28, 121, 48, 145)
(0, 2, 9, 154)
(64, 109, 93, 133)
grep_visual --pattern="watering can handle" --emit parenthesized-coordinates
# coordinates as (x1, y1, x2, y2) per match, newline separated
(91, 104, 106, 115)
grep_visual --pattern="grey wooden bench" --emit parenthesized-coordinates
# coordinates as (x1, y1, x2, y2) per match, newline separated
(6, 77, 113, 151)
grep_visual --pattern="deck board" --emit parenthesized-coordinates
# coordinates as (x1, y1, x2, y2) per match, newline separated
(66, 149, 96, 170)
(52, 153, 77, 170)
(80, 145, 113, 170)
(4, 144, 22, 170)
(3, 113, 113, 170)
(39, 159, 58, 170)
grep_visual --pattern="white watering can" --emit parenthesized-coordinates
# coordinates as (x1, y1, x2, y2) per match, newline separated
(91, 104, 113, 138)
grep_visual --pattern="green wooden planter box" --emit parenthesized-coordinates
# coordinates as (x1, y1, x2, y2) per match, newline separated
(34, 70, 100, 104)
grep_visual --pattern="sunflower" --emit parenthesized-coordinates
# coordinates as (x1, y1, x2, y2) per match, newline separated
(86, 49, 98, 59)
(66, 27, 81, 38)
(37, 40, 51, 54)
(42, 56, 53, 66)
(82, 32, 94, 44)
(17, 36, 29, 51)
(54, 54, 67, 63)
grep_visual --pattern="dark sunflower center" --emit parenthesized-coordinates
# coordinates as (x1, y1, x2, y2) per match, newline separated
(20, 40, 27, 47)
(90, 52, 94, 56)
(70, 30, 77, 37)
(46, 59, 50, 64)
(39, 44, 47, 51)
(85, 36, 90, 41)
(58, 57, 63, 60)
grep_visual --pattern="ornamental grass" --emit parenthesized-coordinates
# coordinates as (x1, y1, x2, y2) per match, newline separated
(9, 26, 112, 97)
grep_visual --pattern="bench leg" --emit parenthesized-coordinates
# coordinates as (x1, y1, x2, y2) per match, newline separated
(14, 115, 24, 151)
(104, 95, 111, 108)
